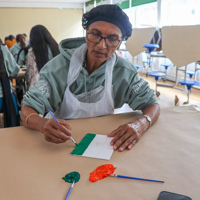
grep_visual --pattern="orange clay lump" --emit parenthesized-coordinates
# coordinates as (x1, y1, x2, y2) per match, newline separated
(89, 164, 116, 182)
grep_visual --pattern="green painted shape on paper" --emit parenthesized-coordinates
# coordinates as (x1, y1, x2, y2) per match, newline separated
(71, 133, 96, 156)
(62, 171, 80, 183)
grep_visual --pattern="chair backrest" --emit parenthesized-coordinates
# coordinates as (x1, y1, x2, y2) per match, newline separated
(150, 28, 162, 51)
(17, 45, 30, 65)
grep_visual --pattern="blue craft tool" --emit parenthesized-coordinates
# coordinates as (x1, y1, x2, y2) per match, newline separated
(110, 174, 164, 183)
(65, 180, 75, 200)
(47, 109, 77, 146)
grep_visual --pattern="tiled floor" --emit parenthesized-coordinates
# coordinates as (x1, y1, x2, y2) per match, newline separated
(140, 72, 200, 108)
(114, 72, 200, 113)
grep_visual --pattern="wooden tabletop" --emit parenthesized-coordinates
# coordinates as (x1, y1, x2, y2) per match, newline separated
(0, 105, 199, 200)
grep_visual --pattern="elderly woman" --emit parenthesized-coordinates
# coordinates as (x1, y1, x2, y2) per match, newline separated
(21, 4, 160, 151)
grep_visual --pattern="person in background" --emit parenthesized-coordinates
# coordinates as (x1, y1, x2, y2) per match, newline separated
(10, 35, 17, 47)
(10, 34, 27, 64)
(5, 35, 16, 49)
(0, 39, 3, 45)
(16, 45, 30, 66)
(26, 24, 59, 88)
(10, 34, 28, 107)
(4, 37, 8, 43)
(0, 44, 20, 127)
(21, 5, 160, 152)
(16, 34, 30, 65)
(4, 37, 11, 49)
(23, 33, 29, 42)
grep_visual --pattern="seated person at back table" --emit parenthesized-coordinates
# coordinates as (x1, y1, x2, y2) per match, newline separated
(21, 4, 160, 152)
(27, 24, 59, 88)
(10, 34, 28, 65)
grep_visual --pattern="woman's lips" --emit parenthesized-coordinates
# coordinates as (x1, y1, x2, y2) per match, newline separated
(93, 50, 106, 58)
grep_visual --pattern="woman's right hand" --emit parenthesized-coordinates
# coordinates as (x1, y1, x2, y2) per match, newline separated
(42, 118, 72, 144)
(21, 106, 72, 144)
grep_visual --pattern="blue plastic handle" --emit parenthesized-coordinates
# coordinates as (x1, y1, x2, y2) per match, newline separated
(65, 186, 73, 200)
(116, 174, 164, 183)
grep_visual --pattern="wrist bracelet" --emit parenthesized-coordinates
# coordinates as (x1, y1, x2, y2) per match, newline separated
(25, 113, 38, 127)
(142, 115, 152, 128)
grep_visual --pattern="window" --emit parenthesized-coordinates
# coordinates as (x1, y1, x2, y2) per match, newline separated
(124, 2, 157, 28)
(161, 0, 200, 26)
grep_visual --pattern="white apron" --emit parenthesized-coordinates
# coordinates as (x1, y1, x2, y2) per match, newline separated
(53, 43, 116, 119)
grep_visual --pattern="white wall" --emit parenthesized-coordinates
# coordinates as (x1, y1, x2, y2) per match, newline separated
(0, 8, 84, 44)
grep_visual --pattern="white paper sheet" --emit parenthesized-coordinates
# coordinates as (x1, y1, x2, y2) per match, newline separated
(71, 134, 114, 160)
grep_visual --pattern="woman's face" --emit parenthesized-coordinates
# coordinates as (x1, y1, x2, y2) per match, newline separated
(86, 21, 123, 65)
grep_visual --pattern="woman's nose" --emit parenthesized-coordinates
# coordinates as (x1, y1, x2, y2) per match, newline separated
(97, 38, 107, 49)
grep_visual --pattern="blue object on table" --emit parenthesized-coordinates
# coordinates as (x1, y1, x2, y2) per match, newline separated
(65, 181, 75, 200)
(143, 44, 159, 53)
(110, 174, 164, 183)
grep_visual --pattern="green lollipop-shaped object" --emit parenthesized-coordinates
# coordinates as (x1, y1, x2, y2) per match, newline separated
(62, 171, 80, 183)
(62, 171, 80, 200)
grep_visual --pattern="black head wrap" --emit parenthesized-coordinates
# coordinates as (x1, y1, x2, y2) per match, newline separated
(82, 4, 132, 40)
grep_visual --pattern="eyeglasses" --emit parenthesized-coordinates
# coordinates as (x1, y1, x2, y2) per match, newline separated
(87, 33, 121, 47)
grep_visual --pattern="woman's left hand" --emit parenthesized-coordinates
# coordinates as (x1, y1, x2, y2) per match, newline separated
(107, 119, 146, 152)
(108, 104, 160, 151)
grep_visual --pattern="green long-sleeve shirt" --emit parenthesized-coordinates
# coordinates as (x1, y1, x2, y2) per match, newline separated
(10, 42, 29, 65)
(23, 37, 157, 117)
(0, 45, 20, 98)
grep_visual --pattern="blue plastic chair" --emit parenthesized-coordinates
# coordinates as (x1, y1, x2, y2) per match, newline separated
(143, 44, 159, 75)
(186, 70, 199, 79)
(134, 64, 144, 70)
(160, 64, 172, 81)
(148, 72, 166, 97)
(143, 44, 159, 53)
(144, 44, 167, 97)
(160, 63, 172, 71)
(179, 80, 200, 104)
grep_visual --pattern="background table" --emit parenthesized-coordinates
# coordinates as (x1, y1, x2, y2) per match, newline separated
(0, 105, 199, 200)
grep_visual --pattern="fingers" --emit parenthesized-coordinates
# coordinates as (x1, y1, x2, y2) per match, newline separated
(44, 134, 66, 144)
(43, 119, 72, 144)
(107, 127, 120, 137)
(109, 123, 141, 152)
(127, 140, 137, 150)
(59, 119, 72, 130)
(113, 132, 136, 152)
